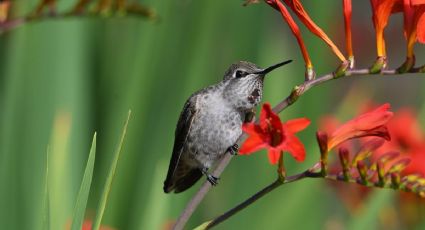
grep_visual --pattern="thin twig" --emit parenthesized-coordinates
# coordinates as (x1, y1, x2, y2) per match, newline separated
(172, 68, 424, 230)
(206, 179, 282, 229)
(205, 170, 320, 229)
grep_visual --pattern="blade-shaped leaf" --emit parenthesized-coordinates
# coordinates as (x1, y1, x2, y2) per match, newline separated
(193, 221, 212, 230)
(42, 146, 50, 230)
(92, 110, 131, 230)
(71, 133, 97, 230)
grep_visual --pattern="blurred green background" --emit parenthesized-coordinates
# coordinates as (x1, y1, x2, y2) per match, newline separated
(1, 0, 425, 229)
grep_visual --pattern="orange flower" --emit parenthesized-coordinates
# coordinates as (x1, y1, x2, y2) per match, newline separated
(326, 103, 393, 150)
(370, 0, 425, 71)
(265, 0, 346, 79)
(370, 0, 403, 57)
(403, 1, 425, 58)
(265, 0, 313, 69)
(343, 0, 354, 65)
(239, 103, 310, 164)
(281, 0, 346, 61)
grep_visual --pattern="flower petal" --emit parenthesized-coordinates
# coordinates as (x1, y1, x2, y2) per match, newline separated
(284, 134, 306, 162)
(267, 148, 282, 164)
(411, 0, 425, 5)
(283, 0, 346, 61)
(239, 134, 268, 155)
(259, 103, 273, 130)
(371, 0, 399, 56)
(258, 103, 284, 136)
(417, 8, 425, 43)
(266, 0, 313, 67)
(242, 123, 264, 136)
(329, 103, 393, 149)
(283, 118, 310, 133)
(343, 0, 354, 57)
(374, 0, 399, 29)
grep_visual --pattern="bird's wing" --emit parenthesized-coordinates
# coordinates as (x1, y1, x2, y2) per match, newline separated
(163, 95, 199, 192)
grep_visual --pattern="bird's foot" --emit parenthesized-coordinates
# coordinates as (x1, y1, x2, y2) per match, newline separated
(228, 144, 239, 155)
(202, 168, 220, 186)
(206, 174, 219, 186)
(369, 56, 387, 74)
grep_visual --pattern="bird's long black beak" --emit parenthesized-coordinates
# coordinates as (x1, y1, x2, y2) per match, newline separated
(255, 59, 293, 75)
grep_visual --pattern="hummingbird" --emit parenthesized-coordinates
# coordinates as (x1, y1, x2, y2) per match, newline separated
(163, 60, 293, 193)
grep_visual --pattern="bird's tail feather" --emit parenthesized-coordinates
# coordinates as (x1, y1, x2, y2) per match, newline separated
(163, 167, 203, 193)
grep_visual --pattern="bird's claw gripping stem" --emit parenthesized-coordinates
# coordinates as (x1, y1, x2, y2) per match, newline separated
(228, 144, 239, 156)
(202, 168, 219, 186)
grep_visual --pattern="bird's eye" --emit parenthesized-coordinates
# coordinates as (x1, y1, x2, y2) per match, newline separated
(235, 70, 247, 78)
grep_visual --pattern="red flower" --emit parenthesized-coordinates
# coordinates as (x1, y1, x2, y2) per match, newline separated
(321, 103, 425, 219)
(326, 103, 393, 150)
(371, 108, 425, 175)
(239, 103, 310, 164)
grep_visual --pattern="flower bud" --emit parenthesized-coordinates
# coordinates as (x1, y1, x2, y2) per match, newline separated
(338, 147, 350, 181)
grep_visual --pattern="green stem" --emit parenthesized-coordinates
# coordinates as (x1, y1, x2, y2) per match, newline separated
(205, 179, 282, 229)
(204, 170, 320, 229)
(277, 153, 286, 182)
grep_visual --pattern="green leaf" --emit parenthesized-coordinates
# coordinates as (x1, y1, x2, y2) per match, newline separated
(70, 133, 97, 230)
(136, 160, 170, 230)
(92, 110, 131, 230)
(193, 221, 212, 230)
(42, 146, 50, 230)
